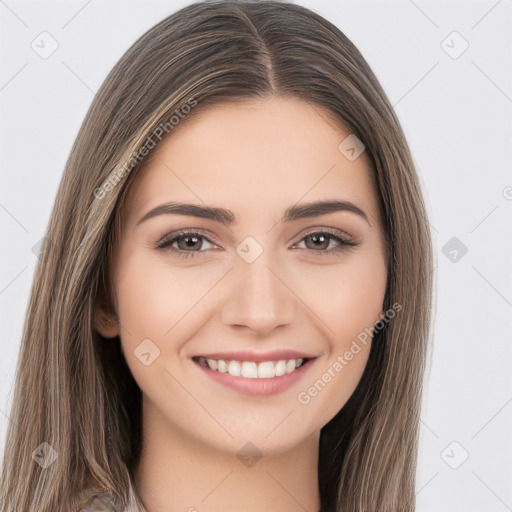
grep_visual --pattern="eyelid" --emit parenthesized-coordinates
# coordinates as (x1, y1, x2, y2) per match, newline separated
(296, 226, 356, 245)
(155, 228, 220, 248)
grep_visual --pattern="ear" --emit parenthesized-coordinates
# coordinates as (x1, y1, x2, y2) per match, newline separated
(93, 290, 120, 339)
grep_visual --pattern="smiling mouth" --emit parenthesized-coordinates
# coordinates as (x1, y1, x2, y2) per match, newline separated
(192, 356, 311, 379)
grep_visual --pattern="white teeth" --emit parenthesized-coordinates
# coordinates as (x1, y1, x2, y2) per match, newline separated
(274, 360, 287, 376)
(199, 357, 306, 379)
(258, 361, 275, 378)
(228, 360, 241, 377)
(286, 359, 296, 373)
(241, 361, 258, 378)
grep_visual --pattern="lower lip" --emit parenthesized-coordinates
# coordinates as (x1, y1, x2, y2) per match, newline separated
(194, 359, 315, 397)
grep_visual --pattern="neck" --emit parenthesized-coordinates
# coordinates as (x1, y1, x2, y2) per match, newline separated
(134, 396, 321, 512)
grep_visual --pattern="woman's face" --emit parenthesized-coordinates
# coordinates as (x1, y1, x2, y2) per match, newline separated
(96, 96, 387, 456)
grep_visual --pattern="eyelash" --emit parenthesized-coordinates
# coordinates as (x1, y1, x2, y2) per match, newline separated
(155, 228, 357, 259)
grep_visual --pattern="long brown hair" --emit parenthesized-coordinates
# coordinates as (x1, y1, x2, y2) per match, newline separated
(0, 1, 434, 510)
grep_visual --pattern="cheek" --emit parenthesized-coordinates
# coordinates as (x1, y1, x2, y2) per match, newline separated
(113, 251, 230, 377)
(296, 249, 387, 343)
(115, 251, 220, 335)
(113, 251, 214, 399)
(293, 251, 386, 423)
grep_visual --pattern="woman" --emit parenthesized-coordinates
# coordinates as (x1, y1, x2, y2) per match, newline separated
(0, 1, 434, 511)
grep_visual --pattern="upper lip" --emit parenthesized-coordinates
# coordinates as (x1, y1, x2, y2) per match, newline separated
(193, 349, 316, 363)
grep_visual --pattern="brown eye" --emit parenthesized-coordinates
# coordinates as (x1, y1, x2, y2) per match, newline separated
(295, 230, 356, 255)
(156, 230, 217, 259)
(304, 233, 330, 250)
(175, 234, 203, 251)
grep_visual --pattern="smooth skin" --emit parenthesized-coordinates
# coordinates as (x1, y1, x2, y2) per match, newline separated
(95, 96, 388, 512)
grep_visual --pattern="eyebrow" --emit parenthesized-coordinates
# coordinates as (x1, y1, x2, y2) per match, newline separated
(135, 199, 370, 227)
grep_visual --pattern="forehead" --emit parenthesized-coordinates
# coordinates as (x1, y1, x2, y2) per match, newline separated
(122, 96, 381, 229)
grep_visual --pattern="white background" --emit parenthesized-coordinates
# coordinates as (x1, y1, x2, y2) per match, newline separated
(1, 1, 511, 510)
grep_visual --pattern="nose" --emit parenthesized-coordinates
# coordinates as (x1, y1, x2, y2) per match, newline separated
(220, 248, 296, 337)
